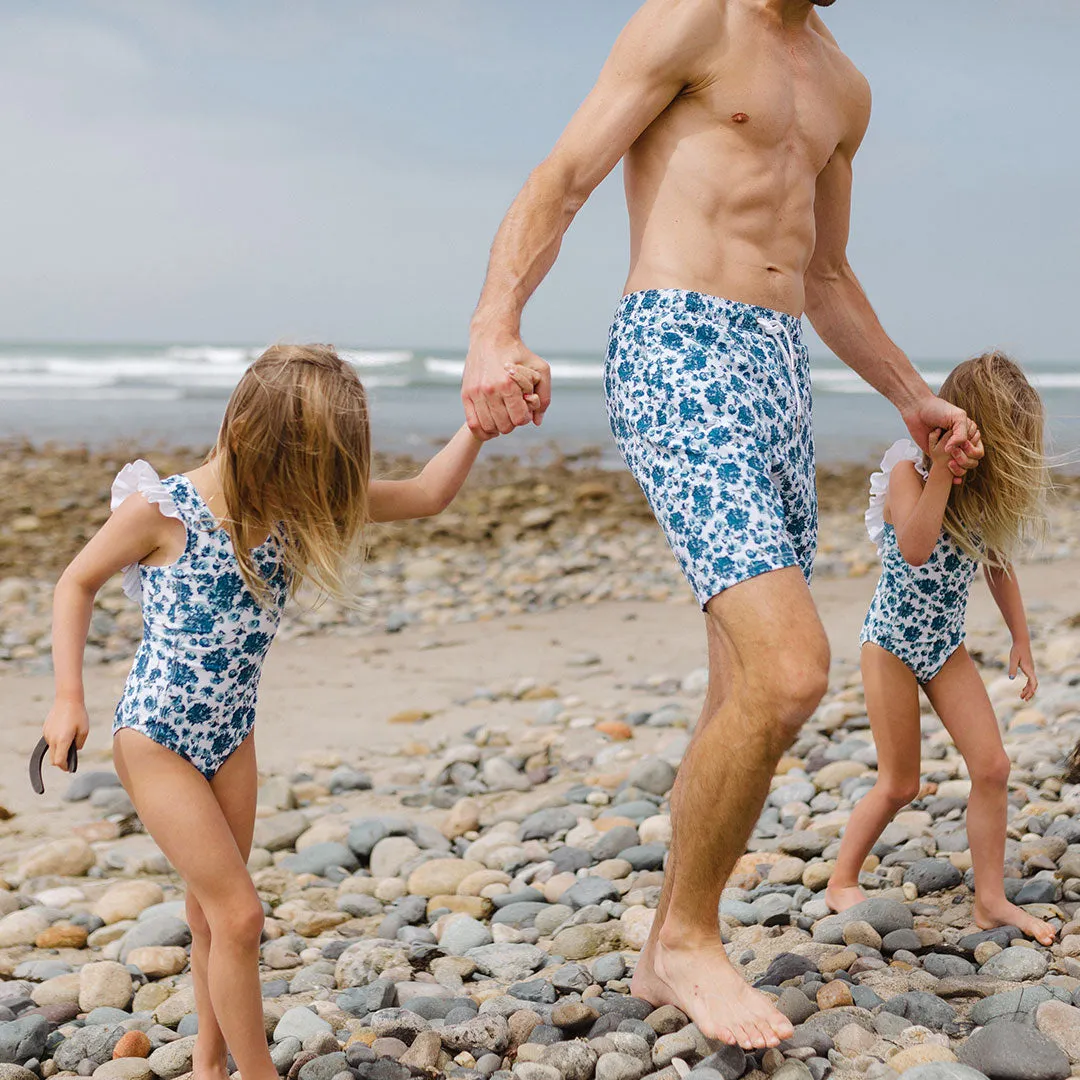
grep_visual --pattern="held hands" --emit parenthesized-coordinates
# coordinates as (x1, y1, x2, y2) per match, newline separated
(42, 699, 89, 772)
(904, 395, 983, 485)
(462, 335, 551, 438)
(1009, 641, 1038, 701)
(468, 364, 544, 441)
(926, 429, 955, 472)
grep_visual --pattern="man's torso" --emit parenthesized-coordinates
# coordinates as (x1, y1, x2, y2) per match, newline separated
(623, 1, 866, 317)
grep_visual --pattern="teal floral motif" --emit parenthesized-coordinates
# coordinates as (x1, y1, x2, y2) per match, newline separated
(859, 439, 980, 683)
(605, 289, 817, 608)
(112, 462, 288, 778)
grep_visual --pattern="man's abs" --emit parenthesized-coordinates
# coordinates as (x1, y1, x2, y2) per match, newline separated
(623, 149, 821, 317)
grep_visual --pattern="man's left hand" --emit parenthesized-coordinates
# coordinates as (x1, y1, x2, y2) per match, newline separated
(903, 395, 983, 484)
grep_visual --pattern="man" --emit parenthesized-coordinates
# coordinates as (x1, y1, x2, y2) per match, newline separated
(462, 0, 981, 1051)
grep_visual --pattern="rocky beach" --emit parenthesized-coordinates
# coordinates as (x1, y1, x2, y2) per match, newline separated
(2, 443, 1080, 1080)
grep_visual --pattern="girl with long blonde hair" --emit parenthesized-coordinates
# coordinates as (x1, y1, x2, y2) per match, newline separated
(826, 351, 1056, 946)
(41, 344, 536, 1080)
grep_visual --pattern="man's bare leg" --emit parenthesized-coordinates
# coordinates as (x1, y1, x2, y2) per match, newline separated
(631, 567, 830, 1050)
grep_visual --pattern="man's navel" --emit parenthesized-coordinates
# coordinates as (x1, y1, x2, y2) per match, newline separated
(731, 112, 750, 124)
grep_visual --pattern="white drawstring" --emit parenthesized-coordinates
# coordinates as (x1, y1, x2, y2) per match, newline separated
(757, 317, 803, 429)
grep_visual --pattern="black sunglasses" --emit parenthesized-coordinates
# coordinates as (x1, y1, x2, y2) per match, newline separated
(29, 737, 78, 795)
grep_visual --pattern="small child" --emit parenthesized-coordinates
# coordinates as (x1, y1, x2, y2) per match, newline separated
(826, 351, 1055, 946)
(41, 344, 537, 1080)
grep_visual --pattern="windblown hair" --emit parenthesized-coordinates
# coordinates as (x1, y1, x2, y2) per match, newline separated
(932, 351, 1049, 568)
(212, 344, 370, 603)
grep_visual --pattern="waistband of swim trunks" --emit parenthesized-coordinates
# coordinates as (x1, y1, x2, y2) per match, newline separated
(615, 289, 803, 339)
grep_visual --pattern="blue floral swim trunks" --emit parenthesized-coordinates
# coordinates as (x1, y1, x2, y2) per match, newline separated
(605, 289, 817, 608)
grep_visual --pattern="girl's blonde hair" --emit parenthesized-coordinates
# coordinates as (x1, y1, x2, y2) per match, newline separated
(934, 351, 1049, 567)
(213, 344, 370, 602)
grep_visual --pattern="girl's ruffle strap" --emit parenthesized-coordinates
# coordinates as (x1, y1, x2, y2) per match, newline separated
(865, 438, 926, 548)
(110, 460, 185, 604)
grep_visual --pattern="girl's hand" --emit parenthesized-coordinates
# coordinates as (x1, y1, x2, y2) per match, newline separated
(1009, 642, 1038, 701)
(927, 429, 954, 471)
(505, 365, 543, 417)
(905, 395, 982, 484)
(43, 700, 89, 770)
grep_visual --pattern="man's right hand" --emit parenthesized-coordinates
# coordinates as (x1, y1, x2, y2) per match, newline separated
(462, 334, 552, 437)
(902, 393, 983, 485)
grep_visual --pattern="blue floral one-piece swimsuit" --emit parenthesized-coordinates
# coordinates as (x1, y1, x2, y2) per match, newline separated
(112, 461, 289, 779)
(859, 439, 980, 684)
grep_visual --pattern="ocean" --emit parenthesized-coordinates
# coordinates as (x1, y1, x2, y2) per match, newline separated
(1, 342, 1078, 468)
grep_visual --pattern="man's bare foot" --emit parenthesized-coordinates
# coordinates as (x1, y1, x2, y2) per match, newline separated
(824, 883, 867, 914)
(975, 900, 1057, 947)
(631, 937, 794, 1050)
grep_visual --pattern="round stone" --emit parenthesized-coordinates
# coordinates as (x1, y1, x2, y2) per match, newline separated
(125, 945, 188, 979)
(407, 858, 485, 897)
(146, 1036, 197, 1080)
(94, 882, 165, 925)
(958, 1024, 1069, 1080)
(902, 859, 963, 896)
(816, 982, 853, 1010)
(17, 838, 96, 879)
(842, 921, 882, 950)
(112, 1032, 152, 1060)
(78, 962, 134, 1012)
(35, 923, 89, 949)
(92, 1061, 153, 1080)
(979, 946, 1050, 982)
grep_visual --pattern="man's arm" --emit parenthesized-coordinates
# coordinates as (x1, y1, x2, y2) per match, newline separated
(804, 74, 980, 478)
(463, 0, 719, 437)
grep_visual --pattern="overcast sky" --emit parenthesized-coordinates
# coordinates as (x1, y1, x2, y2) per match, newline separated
(0, 1, 1076, 360)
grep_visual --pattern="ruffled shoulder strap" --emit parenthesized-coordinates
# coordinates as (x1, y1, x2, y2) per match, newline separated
(864, 439, 928, 548)
(110, 461, 188, 604)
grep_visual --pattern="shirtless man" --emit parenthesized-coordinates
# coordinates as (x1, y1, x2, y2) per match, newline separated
(462, 0, 981, 1050)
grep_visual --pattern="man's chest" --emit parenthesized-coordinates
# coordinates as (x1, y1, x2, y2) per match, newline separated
(689, 44, 849, 172)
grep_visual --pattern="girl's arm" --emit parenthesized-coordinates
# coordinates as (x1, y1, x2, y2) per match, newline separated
(886, 432, 955, 567)
(367, 425, 486, 523)
(367, 368, 540, 524)
(984, 562, 1038, 701)
(44, 496, 177, 768)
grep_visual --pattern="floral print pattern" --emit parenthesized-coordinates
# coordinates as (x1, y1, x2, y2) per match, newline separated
(859, 439, 980, 683)
(605, 289, 817, 607)
(113, 462, 288, 779)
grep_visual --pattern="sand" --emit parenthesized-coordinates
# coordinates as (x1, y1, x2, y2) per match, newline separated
(4, 555, 1076, 828)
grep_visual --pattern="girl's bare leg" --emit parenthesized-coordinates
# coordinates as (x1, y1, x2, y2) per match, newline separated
(184, 737, 260, 1080)
(924, 647, 1056, 946)
(113, 730, 277, 1080)
(825, 644, 922, 913)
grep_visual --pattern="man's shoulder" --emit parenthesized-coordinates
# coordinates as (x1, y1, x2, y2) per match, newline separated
(809, 13, 871, 111)
(620, 0, 724, 78)
(630, 0, 724, 49)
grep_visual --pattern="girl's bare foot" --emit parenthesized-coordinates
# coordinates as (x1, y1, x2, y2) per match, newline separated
(631, 937, 794, 1051)
(975, 899, 1057, 947)
(824, 883, 867, 913)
